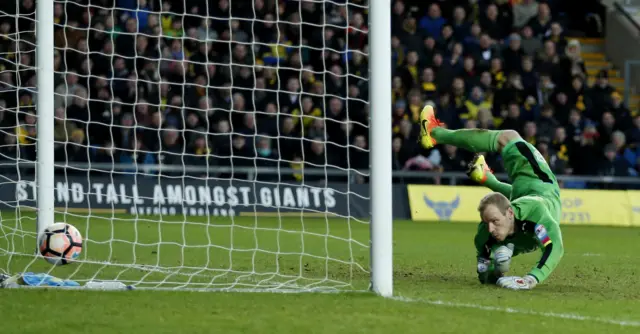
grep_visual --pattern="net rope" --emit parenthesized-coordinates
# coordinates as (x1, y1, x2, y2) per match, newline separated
(0, 0, 372, 291)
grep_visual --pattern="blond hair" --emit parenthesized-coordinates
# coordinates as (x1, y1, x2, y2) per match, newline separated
(478, 192, 511, 215)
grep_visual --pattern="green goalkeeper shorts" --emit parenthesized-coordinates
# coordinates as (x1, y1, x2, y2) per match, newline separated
(501, 138, 562, 221)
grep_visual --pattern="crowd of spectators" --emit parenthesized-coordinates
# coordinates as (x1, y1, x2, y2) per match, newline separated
(0, 0, 635, 187)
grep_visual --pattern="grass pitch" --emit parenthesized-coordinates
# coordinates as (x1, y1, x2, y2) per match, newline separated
(1, 212, 640, 333)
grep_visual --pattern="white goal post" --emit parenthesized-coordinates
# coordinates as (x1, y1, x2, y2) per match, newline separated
(0, 0, 392, 295)
(368, 0, 393, 297)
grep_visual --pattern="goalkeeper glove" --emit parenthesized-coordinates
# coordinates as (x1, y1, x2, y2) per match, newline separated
(496, 275, 538, 290)
(494, 243, 514, 274)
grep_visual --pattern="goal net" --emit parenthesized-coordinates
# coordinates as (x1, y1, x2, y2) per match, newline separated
(0, 0, 391, 292)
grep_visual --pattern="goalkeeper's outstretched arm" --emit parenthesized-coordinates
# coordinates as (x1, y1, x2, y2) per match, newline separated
(523, 218, 565, 283)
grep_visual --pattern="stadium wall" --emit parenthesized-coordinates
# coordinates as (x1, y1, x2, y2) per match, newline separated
(0, 175, 411, 220)
(3, 176, 639, 226)
(606, 3, 640, 93)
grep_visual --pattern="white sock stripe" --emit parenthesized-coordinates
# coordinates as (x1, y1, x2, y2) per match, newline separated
(390, 296, 640, 328)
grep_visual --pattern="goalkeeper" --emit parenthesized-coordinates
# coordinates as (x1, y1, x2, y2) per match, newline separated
(419, 105, 564, 290)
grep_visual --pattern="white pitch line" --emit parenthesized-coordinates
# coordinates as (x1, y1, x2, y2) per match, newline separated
(580, 253, 603, 257)
(390, 296, 640, 328)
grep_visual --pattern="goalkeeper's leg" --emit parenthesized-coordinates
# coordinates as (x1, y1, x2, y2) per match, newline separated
(419, 105, 517, 195)
(419, 105, 521, 153)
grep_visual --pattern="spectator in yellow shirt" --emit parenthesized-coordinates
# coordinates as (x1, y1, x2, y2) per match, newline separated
(463, 86, 493, 121)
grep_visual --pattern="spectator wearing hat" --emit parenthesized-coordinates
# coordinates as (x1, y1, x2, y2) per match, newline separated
(537, 104, 560, 141)
(589, 69, 616, 113)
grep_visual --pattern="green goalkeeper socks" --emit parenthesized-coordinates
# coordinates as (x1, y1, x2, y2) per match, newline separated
(482, 172, 513, 198)
(431, 128, 501, 153)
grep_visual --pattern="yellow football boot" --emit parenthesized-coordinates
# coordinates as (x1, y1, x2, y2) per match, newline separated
(419, 104, 442, 149)
(467, 154, 493, 184)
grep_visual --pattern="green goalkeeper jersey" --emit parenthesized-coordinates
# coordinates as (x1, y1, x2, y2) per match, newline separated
(475, 139, 565, 284)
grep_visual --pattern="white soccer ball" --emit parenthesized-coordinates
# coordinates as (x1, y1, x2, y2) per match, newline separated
(38, 222, 83, 265)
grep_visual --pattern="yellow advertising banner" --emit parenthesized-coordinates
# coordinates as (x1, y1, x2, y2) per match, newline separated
(559, 189, 629, 226)
(407, 185, 638, 226)
(407, 185, 488, 222)
(624, 191, 640, 226)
